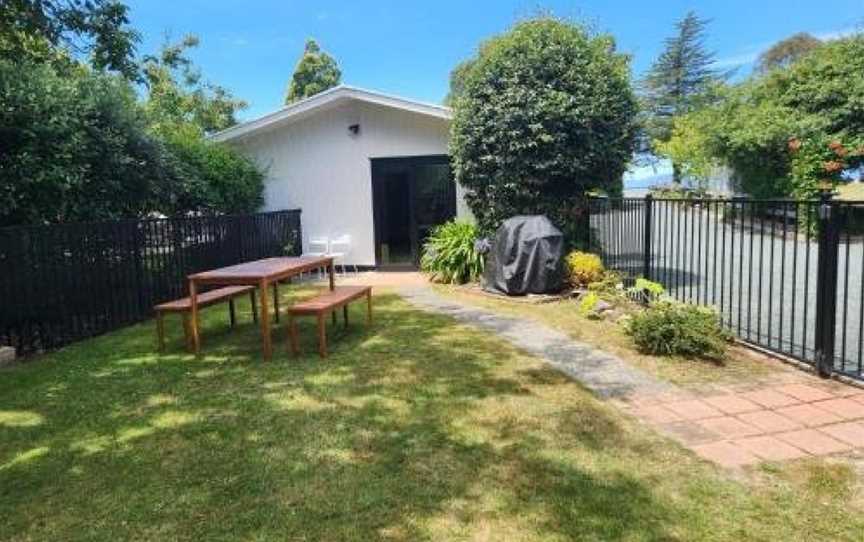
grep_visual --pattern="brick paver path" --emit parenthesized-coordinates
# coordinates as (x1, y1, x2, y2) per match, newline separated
(400, 286, 864, 469)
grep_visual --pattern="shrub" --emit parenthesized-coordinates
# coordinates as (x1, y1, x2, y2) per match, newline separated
(420, 220, 484, 284)
(625, 301, 730, 360)
(566, 251, 604, 287)
(578, 291, 600, 317)
(627, 278, 665, 304)
(449, 16, 638, 244)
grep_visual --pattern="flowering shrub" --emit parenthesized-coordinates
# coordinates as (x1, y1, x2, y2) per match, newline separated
(566, 251, 605, 287)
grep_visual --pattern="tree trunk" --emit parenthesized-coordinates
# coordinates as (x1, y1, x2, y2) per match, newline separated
(672, 162, 682, 186)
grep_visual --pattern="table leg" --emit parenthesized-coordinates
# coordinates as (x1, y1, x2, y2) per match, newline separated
(229, 299, 236, 328)
(250, 291, 258, 323)
(272, 283, 280, 323)
(189, 279, 201, 355)
(259, 279, 272, 361)
(343, 305, 348, 328)
(366, 289, 373, 324)
(317, 312, 327, 358)
(287, 313, 299, 355)
(328, 261, 335, 291)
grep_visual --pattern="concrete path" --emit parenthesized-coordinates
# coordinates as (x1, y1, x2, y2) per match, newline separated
(399, 286, 864, 468)
(399, 286, 672, 399)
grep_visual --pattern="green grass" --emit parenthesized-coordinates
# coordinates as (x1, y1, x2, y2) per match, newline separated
(1, 287, 864, 540)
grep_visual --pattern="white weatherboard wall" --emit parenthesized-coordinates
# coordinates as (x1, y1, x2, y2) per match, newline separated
(229, 100, 469, 266)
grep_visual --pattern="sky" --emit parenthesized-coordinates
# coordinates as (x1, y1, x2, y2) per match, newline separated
(125, 0, 863, 183)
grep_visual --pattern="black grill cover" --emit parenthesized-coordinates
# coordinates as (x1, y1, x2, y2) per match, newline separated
(482, 215, 565, 295)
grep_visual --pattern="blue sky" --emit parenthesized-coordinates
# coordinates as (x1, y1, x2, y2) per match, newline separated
(125, 1, 862, 183)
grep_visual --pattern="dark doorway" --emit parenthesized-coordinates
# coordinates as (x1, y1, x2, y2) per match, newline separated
(371, 155, 457, 269)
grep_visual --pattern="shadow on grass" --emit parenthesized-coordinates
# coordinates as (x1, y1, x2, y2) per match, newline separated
(0, 290, 681, 540)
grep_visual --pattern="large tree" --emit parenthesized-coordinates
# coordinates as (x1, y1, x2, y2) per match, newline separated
(756, 32, 822, 73)
(642, 11, 719, 184)
(284, 39, 341, 104)
(0, 0, 140, 79)
(450, 17, 638, 245)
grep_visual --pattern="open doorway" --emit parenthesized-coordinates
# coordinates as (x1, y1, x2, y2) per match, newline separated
(371, 155, 457, 269)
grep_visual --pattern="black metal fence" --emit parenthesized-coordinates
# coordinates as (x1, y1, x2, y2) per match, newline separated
(0, 210, 302, 355)
(589, 195, 864, 382)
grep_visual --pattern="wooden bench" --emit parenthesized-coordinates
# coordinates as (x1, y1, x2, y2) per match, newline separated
(287, 286, 372, 358)
(155, 286, 257, 352)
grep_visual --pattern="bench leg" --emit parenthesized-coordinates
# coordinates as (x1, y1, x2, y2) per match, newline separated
(287, 313, 299, 356)
(366, 289, 373, 325)
(332, 310, 337, 326)
(229, 299, 236, 328)
(343, 305, 348, 328)
(250, 291, 258, 323)
(182, 314, 193, 352)
(156, 311, 165, 352)
(317, 312, 327, 358)
(272, 283, 280, 323)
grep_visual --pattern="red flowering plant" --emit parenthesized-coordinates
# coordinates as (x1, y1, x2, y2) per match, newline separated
(789, 135, 864, 201)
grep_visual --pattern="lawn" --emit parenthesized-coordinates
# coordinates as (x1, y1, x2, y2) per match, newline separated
(2, 287, 864, 541)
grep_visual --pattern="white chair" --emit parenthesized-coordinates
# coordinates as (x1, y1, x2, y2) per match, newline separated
(302, 235, 330, 279)
(328, 234, 357, 275)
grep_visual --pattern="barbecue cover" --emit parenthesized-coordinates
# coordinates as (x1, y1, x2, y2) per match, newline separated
(482, 215, 565, 295)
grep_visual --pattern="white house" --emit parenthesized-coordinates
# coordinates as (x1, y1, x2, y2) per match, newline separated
(211, 85, 472, 268)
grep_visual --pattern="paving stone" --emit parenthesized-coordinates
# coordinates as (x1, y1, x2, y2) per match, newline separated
(738, 410, 802, 433)
(774, 384, 835, 403)
(657, 420, 722, 446)
(692, 441, 760, 467)
(733, 436, 809, 461)
(819, 422, 864, 447)
(703, 395, 763, 415)
(776, 429, 852, 455)
(740, 389, 800, 409)
(632, 405, 682, 424)
(811, 398, 864, 420)
(775, 404, 843, 427)
(697, 416, 762, 439)
(661, 400, 724, 421)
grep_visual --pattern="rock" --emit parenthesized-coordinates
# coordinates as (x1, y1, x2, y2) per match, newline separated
(595, 300, 614, 313)
(0, 346, 16, 367)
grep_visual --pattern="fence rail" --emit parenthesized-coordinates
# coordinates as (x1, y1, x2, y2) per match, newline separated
(0, 209, 302, 355)
(589, 195, 864, 382)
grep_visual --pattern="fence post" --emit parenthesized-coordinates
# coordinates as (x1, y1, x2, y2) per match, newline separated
(814, 190, 840, 378)
(643, 194, 653, 280)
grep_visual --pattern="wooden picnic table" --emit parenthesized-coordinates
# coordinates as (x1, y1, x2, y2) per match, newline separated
(187, 256, 335, 360)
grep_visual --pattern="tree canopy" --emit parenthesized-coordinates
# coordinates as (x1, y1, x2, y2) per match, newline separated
(641, 11, 720, 183)
(756, 32, 822, 73)
(449, 17, 638, 244)
(657, 34, 864, 200)
(0, 0, 140, 79)
(285, 39, 341, 104)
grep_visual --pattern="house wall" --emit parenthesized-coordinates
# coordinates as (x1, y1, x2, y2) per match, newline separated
(230, 101, 470, 266)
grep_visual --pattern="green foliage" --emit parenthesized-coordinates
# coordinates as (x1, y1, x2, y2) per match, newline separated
(627, 278, 665, 304)
(0, 60, 173, 226)
(443, 59, 475, 107)
(565, 251, 605, 287)
(449, 17, 638, 244)
(285, 39, 341, 104)
(420, 220, 484, 284)
(578, 291, 600, 317)
(658, 34, 864, 199)
(0, 0, 140, 79)
(641, 11, 721, 183)
(757, 32, 822, 73)
(142, 34, 247, 134)
(159, 125, 264, 215)
(0, 59, 264, 226)
(625, 301, 730, 360)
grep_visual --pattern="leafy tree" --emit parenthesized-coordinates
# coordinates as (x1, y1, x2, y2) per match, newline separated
(142, 34, 247, 134)
(658, 34, 864, 200)
(450, 17, 638, 245)
(0, 60, 174, 226)
(642, 11, 720, 184)
(0, 0, 140, 79)
(443, 59, 475, 106)
(284, 39, 341, 104)
(756, 32, 821, 73)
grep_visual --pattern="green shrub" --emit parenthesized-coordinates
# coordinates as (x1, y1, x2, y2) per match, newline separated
(625, 301, 730, 360)
(627, 278, 665, 304)
(420, 220, 483, 284)
(578, 291, 600, 317)
(449, 16, 638, 244)
(566, 251, 604, 287)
